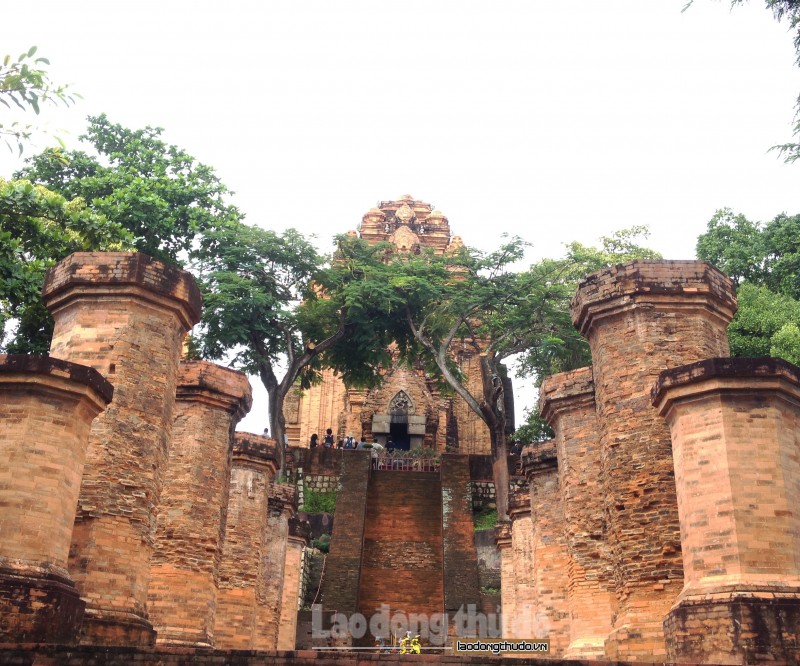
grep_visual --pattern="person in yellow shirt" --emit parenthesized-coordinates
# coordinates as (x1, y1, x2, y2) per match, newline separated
(411, 635, 421, 654)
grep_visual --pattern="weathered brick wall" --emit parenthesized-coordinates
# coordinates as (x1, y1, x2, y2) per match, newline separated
(357, 470, 445, 645)
(322, 450, 370, 617)
(524, 441, 571, 655)
(539, 367, 614, 659)
(571, 260, 736, 661)
(43, 252, 201, 646)
(508, 491, 535, 641)
(149, 361, 252, 647)
(0, 355, 112, 643)
(495, 522, 515, 638)
(254, 484, 297, 650)
(653, 357, 800, 663)
(277, 518, 311, 649)
(474, 529, 501, 590)
(441, 455, 482, 620)
(214, 436, 277, 649)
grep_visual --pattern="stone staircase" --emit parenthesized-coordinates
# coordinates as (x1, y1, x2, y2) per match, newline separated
(356, 470, 445, 646)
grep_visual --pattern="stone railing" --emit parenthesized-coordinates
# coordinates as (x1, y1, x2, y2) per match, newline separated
(371, 456, 440, 472)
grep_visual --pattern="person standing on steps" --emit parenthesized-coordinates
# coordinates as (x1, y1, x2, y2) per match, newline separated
(323, 428, 334, 447)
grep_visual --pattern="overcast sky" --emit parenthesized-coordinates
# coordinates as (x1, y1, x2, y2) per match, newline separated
(4, 1, 800, 433)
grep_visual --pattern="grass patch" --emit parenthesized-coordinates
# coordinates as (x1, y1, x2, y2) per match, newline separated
(303, 484, 337, 514)
(473, 507, 498, 531)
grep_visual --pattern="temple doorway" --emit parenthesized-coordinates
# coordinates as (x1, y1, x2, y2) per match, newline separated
(389, 421, 410, 450)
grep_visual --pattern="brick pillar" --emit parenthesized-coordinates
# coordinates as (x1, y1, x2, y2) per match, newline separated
(495, 521, 515, 638)
(149, 361, 252, 646)
(522, 441, 571, 655)
(0, 355, 112, 643)
(508, 489, 536, 640)
(277, 516, 311, 649)
(653, 358, 800, 664)
(253, 483, 297, 650)
(539, 367, 615, 659)
(571, 260, 736, 660)
(42, 252, 201, 646)
(214, 434, 277, 649)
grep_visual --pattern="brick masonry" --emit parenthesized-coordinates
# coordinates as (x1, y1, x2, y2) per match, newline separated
(441, 455, 482, 621)
(214, 434, 278, 649)
(653, 357, 800, 664)
(522, 441, 571, 654)
(42, 252, 201, 646)
(149, 361, 252, 647)
(278, 517, 311, 649)
(539, 367, 615, 659)
(495, 521, 515, 638)
(0, 354, 112, 643)
(322, 450, 371, 620)
(570, 260, 736, 661)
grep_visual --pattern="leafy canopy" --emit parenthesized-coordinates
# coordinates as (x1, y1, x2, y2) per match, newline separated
(0, 46, 80, 154)
(18, 114, 242, 263)
(0, 178, 133, 353)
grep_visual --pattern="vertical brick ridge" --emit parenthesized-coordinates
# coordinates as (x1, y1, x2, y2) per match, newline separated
(495, 521, 515, 639)
(441, 454, 481, 622)
(253, 483, 297, 650)
(42, 252, 201, 646)
(539, 367, 615, 659)
(214, 436, 277, 649)
(277, 517, 311, 649)
(322, 450, 370, 623)
(149, 360, 252, 647)
(522, 441, 571, 654)
(357, 470, 445, 645)
(653, 357, 800, 663)
(0, 355, 112, 643)
(569, 260, 737, 661)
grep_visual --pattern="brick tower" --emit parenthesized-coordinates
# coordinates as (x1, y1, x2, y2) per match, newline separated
(283, 196, 492, 454)
(571, 260, 736, 660)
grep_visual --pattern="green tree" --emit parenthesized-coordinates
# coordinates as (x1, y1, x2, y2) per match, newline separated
(196, 227, 402, 473)
(0, 178, 133, 353)
(0, 46, 80, 154)
(513, 227, 662, 445)
(697, 208, 800, 363)
(18, 114, 241, 263)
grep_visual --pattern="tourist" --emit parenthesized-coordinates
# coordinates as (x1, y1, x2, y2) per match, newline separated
(323, 428, 334, 447)
(310, 433, 318, 448)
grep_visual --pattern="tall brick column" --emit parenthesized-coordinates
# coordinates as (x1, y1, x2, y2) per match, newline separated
(571, 260, 736, 660)
(522, 441, 571, 654)
(495, 521, 516, 638)
(508, 488, 536, 640)
(277, 516, 311, 649)
(149, 361, 252, 646)
(539, 367, 615, 658)
(0, 355, 112, 643)
(42, 252, 202, 645)
(254, 483, 297, 650)
(653, 358, 800, 664)
(214, 434, 278, 649)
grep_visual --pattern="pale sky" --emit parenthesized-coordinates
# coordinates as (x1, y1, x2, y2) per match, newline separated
(4, 1, 800, 433)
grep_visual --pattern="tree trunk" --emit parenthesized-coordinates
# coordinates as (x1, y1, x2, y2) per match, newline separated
(491, 424, 510, 521)
(268, 387, 288, 477)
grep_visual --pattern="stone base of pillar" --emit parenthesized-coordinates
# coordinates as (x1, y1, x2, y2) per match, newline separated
(604, 618, 667, 662)
(150, 567, 215, 647)
(215, 588, 256, 649)
(665, 593, 800, 665)
(564, 637, 607, 660)
(79, 608, 156, 647)
(0, 566, 85, 643)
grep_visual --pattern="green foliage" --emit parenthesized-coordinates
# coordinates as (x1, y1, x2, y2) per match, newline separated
(0, 178, 133, 353)
(0, 46, 80, 154)
(473, 507, 498, 531)
(312, 533, 331, 553)
(514, 407, 555, 444)
(480, 586, 501, 595)
(18, 114, 242, 263)
(697, 209, 800, 364)
(303, 485, 337, 514)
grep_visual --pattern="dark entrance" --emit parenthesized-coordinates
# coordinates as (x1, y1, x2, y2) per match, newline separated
(389, 421, 410, 450)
